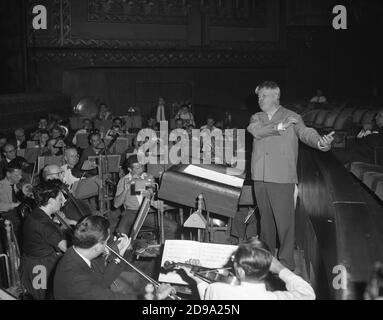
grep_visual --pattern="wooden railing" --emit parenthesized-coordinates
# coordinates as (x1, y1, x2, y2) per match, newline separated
(296, 144, 383, 299)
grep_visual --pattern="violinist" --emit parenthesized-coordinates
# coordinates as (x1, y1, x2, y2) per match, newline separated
(21, 179, 68, 300)
(113, 155, 178, 239)
(180, 239, 315, 300)
(53, 215, 173, 300)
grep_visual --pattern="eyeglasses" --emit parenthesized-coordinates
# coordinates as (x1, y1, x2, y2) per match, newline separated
(5, 149, 16, 153)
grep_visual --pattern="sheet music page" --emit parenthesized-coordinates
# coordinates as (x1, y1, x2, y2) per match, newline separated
(158, 240, 237, 285)
(183, 165, 244, 188)
(198, 242, 237, 268)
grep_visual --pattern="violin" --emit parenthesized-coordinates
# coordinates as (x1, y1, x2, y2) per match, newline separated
(163, 261, 239, 285)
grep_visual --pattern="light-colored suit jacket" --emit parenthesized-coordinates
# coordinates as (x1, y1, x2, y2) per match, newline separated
(247, 106, 330, 184)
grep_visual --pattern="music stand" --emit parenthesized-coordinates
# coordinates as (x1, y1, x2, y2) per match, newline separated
(26, 141, 37, 148)
(94, 119, 113, 131)
(69, 117, 86, 130)
(25, 148, 41, 164)
(87, 155, 121, 174)
(115, 137, 131, 155)
(37, 155, 64, 174)
(73, 176, 99, 200)
(17, 149, 25, 158)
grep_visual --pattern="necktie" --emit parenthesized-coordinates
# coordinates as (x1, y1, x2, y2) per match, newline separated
(11, 184, 17, 203)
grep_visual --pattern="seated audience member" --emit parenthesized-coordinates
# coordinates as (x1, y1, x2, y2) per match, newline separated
(0, 163, 23, 236)
(181, 239, 315, 300)
(114, 155, 178, 239)
(175, 104, 195, 127)
(72, 118, 92, 145)
(53, 215, 173, 300)
(21, 179, 68, 300)
(310, 89, 327, 104)
(0, 143, 18, 180)
(97, 103, 112, 121)
(12, 128, 27, 150)
(337, 108, 383, 165)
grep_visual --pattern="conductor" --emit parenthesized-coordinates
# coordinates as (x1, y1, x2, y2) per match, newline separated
(247, 81, 334, 270)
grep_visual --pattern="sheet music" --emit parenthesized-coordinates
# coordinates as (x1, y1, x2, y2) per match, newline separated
(183, 165, 244, 188)
(158, 240, 237, 285)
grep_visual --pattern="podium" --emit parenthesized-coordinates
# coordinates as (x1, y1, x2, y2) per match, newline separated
(158, 164, 244, 218)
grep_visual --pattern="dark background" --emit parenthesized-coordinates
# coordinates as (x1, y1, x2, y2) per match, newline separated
(1, 0, 382, 118)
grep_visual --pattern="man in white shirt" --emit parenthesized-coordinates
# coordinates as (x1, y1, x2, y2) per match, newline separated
(181, 240, 315, 300)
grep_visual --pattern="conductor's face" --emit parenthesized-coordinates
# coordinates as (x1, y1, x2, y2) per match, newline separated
(258, 88, 278, 113)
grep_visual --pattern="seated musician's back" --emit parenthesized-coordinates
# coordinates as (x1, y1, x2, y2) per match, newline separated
(53, 216, 136, 300)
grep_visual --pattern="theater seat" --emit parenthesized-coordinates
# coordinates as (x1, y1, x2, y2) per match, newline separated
(375, 181, 383, 201)
(322, 111, 339, 129)
(360, 110, 377, 126)
(349, 162, 383, 180)
(302, 109, 321, 126)
(362, 171, 383, 192)
(314, 110, 330, 128)
(352, 109, 369, 124)
(333, 109, 354, 131)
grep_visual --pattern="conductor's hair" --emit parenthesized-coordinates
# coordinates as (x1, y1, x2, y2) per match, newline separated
(33, 179, 63, 207)
(73, 216, 110, 249)
(234, 239, 273, 281)
(255, 81, 280, 98)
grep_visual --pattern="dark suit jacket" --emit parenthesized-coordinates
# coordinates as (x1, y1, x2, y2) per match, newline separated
(247, 106, 330, 184)
(54, 247, 137, 300)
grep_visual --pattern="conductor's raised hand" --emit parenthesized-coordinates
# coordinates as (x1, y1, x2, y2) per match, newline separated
(319, 131, 335, 148)
(116, 233, 132, 256)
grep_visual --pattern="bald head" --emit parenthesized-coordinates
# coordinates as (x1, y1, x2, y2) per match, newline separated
(43, 164, 63, 181)
(64, 147, 79, 168)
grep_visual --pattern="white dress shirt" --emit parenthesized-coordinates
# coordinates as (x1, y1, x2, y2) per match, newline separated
(197, 268, 315, 300)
